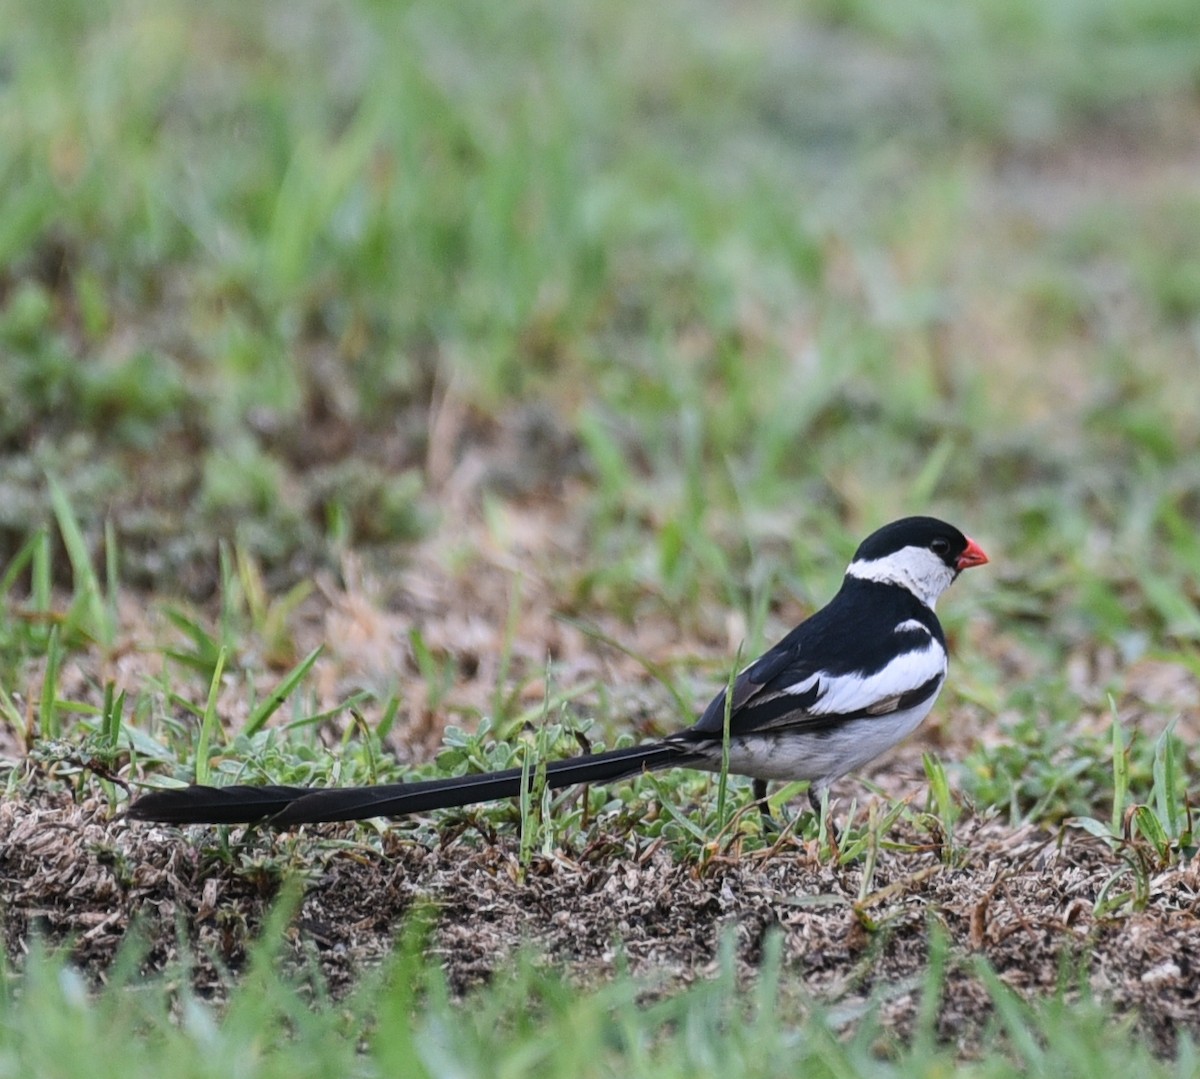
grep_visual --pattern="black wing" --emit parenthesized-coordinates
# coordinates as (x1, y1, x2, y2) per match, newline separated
(683, 590, 944, 740)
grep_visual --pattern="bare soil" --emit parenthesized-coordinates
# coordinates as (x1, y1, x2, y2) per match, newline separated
(3, 784, 1199, 1055)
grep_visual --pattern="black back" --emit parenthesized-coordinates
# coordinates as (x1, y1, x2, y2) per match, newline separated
(687, 577, 943, 738)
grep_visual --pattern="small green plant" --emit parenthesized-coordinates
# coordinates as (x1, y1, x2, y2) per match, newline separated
(921, 752, 963, 864)
(48, 476, 117, 652)
(1075, 709, 1195, 915)
(38, 624, 62, 740)
(960, 681, 1130, 825)
(518, 665, 558, 872)
(193, 647, 227, 786)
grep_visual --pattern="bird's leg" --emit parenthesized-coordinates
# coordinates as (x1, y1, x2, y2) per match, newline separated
(753, 778, 780, 833)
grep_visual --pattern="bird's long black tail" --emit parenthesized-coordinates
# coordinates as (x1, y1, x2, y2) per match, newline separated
(127, 740, 705, 826)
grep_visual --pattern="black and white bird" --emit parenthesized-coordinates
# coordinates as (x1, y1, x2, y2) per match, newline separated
(128, 516, 987, 828)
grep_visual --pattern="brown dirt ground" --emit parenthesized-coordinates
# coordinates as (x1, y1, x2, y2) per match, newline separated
(3, 783, 1200, 1056)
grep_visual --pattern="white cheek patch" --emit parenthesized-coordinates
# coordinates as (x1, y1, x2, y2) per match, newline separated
(808, 641, 947, 716)
(846, 546, 957, 609)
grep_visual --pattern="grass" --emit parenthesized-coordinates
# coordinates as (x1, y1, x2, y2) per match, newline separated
(3, 0, 1200, 1071)
(3, 918, 1196, 1079)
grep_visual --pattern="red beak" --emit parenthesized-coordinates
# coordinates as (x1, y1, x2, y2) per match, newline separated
(956, 537, 989, 571)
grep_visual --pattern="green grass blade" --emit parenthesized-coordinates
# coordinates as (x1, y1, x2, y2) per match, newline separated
(376, 693, 402, 741)
(1109, 694, 1128, 836)
(100, 682, 125, 748)
(493, 575, 523, 727)
(193, 647, 227, 785)
(47, 474, 112, 649)
(922, 752, 960, 848)
(243, 645, 322, 737)
(643, 773, 708, 844)
(1132, 804, 1171, 863)
(39, 625, 62, 740)
(518, 732, 534, 871)
(715, 644, 742, 833)
(163, 607, 223, 676)
(0, 528, 44, 599)
(104, 517, 119, 642)
(974, 956, 1046, 1069)
(1152, 726, 1181, 841)
(31, 527, 51, 614)
(0, 683, 26, 744)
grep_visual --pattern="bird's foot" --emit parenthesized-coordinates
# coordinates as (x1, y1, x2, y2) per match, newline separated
(753, 778, 784, 834)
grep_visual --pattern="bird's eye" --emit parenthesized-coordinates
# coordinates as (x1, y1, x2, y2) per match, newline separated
(930, 538, 950, 556)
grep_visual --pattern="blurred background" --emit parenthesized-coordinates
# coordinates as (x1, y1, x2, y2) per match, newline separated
(2, 0, 1200, 815)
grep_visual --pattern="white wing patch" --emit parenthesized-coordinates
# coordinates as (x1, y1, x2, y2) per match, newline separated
(894, 618, 930, 636)
(782, 673, 820, 697)
(807, 641, 947, 716)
